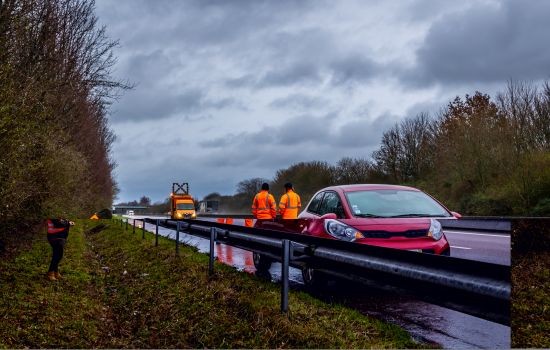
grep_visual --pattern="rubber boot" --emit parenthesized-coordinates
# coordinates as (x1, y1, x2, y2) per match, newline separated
(47, 272, 57, 281)
(54, 272, 62, 279)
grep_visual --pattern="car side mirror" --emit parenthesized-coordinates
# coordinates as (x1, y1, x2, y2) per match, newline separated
(451, 211, 462, 219)
(320, 213, 337, 220)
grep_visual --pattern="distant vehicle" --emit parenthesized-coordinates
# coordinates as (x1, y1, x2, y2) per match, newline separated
(254, 184, 457, 286)
(199, 199, 219, 213)
(170, 182, 197, 220)
(127, 210, 135, 216)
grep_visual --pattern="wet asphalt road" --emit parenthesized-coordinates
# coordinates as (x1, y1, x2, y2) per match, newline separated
(127, 216, 510, 349)
(444, 229, 510, 265)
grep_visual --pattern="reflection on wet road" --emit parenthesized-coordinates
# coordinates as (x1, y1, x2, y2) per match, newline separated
(126, 216, 510, 349)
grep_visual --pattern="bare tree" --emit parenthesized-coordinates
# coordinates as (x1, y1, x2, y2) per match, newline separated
(333, 157, 374, 184)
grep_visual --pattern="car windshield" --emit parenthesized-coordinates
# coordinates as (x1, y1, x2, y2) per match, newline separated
(176, 203, 195, 210)
(345, 189, 451, 218)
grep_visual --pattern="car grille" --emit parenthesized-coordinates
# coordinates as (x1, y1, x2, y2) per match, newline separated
(361, 229, 428, 238)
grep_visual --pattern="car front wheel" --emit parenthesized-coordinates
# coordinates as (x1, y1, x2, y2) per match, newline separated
(253, 252, 272, 271)
(302, 266, 327, 288)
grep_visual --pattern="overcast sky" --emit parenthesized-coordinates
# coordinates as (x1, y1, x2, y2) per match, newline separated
(95, 0, 550, 203)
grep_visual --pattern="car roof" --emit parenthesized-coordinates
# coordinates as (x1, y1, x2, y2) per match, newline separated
(320, 184, 421, 192)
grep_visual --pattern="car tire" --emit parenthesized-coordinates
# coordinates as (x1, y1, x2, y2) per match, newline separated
(253, 252, 272, 271)
(301, 266, 326, 288)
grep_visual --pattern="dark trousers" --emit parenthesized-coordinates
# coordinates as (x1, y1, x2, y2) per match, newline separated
(48, 239, 66, 272)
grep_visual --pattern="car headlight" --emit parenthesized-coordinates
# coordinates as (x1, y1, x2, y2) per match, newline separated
(428, 219, 443, 240)
(324, 219, 364, 242)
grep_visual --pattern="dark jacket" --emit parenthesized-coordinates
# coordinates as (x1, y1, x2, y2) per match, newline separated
(46, 219, 70, 240)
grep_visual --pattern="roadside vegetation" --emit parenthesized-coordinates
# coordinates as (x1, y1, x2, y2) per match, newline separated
(511, 219, 550, 348)
(0, 0, 127, 241)
(0, 220, 423, 348)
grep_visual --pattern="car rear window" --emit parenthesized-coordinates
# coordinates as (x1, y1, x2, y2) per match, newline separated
(307, 191, 325, 214)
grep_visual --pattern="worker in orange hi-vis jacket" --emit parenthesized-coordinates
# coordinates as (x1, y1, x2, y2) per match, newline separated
(279, 182, 301, 219)
(251, 183, 277, 220)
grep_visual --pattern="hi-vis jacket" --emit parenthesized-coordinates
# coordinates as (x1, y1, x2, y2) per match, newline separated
(46, 219, 70, 241)
(279, 189, 301, 219)
(252, 190, 277, 219)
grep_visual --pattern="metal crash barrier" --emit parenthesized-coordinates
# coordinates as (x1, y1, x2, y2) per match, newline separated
(115, 216, 510, 325)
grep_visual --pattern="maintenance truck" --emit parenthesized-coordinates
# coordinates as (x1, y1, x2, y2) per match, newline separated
(170, 182, 197, 220)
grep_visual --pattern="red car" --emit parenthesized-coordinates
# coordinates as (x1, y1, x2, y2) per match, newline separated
(254, 184, 457, 285)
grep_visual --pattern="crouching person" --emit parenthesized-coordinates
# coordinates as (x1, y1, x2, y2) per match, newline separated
(46, 218, 74, 281)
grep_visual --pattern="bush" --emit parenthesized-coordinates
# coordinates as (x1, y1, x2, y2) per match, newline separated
(460, 193, 513, 216)
(532, 198, 550, 217)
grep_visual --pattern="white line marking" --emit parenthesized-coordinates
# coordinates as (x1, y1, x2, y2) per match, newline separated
(451, 245, 472, 250)
(444, 230, 510, 238)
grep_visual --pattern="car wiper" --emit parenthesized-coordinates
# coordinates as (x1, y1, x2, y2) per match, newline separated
(387, 214, 443, 218)
(354, 213, 387, 218)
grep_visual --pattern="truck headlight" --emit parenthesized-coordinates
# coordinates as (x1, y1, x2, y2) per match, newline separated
(428, 219, 443, 240)
(324, 219, 364, 242)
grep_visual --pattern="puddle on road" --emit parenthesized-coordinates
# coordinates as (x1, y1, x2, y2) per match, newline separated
(130, 217, 510, 349)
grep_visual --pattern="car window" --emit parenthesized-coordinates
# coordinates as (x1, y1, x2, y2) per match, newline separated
(345, 190, 451, 217)
(307, 192, 325, 214)
(317, 191, 345, 218)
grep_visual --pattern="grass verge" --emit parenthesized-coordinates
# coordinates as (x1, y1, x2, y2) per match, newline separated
(0, 219, 422, 348)
(511, 219, 550, 348)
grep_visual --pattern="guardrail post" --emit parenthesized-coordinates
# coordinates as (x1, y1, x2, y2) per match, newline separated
(209, 227, 216, 276)
(132, 219, 135, 234)
(155, 219, 159, 246)
(142, 219, 145, 239)
(125, 218, 128, 231)
(176, 221, 180, 255)
(281, 239, 290, 313)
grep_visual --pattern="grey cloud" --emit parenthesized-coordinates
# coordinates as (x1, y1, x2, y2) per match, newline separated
(329, 56, 380, 85)
(112, 88, 205, 122)
(205, 97, 244, 110)
(225, 75, 256, 88)
(269, 94, 330, 110)
(120, 49, 180, 83)
(100, 0, 549, 203)
(276, 115, 332, 145)
(100, 0, 319, 50)
(199, 112, 396, 170)
(112, 87, 242, 123)
(198, 134, 239, 148)
(199, 114, 331, 150)
(409, 1, 550, 86)
(257, 63, 323, 88)
(333, 114, 397, 148)
(398, 1, 470, 23)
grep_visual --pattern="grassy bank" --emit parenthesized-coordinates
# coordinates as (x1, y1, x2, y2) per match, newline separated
(511, 220, 550, 347)
(0, 220, 422, 348)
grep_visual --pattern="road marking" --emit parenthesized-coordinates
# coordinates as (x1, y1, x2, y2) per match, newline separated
(451, 245, 472, 250)
(444, 230, 510, 238)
